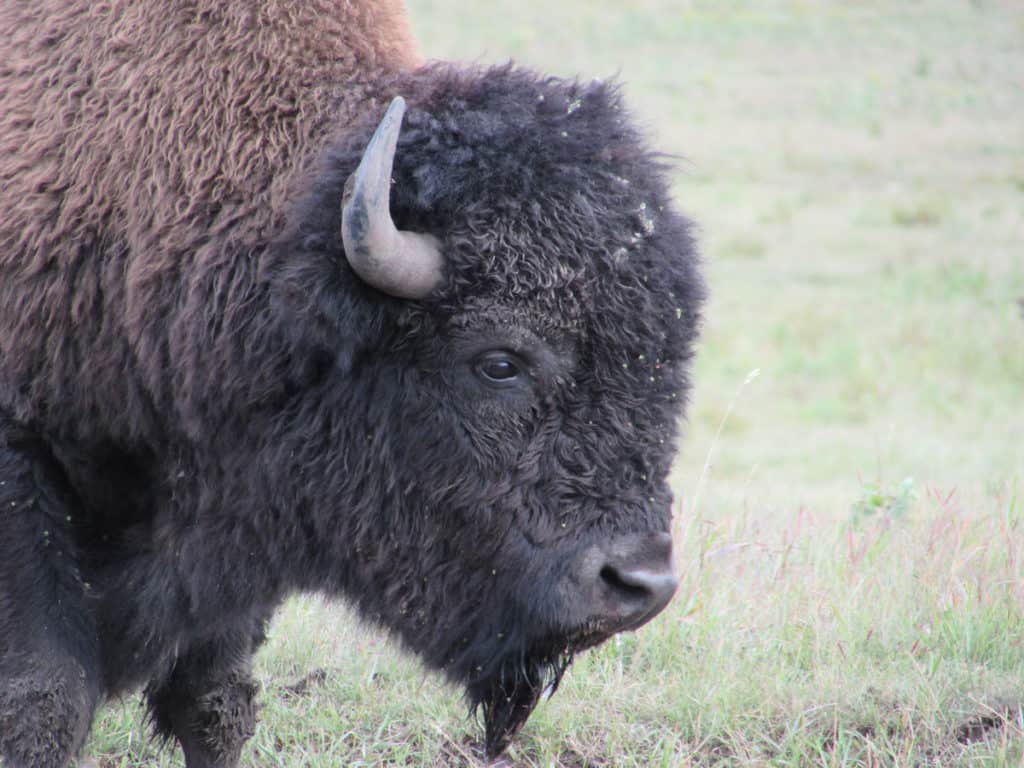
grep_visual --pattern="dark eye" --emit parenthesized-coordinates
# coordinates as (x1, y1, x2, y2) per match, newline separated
(475, 353, 522, 385)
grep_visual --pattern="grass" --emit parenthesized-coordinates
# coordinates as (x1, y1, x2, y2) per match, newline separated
(83, 1, 1023, 765)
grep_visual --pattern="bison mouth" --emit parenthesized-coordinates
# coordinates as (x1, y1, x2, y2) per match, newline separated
(442, 532, 679, 754)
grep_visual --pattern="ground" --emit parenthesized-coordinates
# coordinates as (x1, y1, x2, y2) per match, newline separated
(83, 1, 1023, 765)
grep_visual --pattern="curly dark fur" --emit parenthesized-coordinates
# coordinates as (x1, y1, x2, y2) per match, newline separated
(0, 2, 704, 766)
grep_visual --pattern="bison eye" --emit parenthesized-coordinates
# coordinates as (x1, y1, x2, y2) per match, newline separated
(475, 352, 522, 385)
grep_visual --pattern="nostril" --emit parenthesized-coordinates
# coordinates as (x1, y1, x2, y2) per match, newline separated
(578, 533, 679, 634)
(598, 562, 679, 626)
(599, 564, 654, 600)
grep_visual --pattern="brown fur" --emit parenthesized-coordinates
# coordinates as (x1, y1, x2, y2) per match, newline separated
(0, 0, 417, 434)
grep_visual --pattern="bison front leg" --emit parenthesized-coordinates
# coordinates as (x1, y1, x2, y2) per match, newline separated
(0, 417, 101, 768)
(145, 620, 267, 768)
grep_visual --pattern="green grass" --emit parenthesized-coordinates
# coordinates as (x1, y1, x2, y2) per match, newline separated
(84, 1, 1023, 765)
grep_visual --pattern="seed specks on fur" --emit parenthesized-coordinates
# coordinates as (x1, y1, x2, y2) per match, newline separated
(636, 202, 656, 236)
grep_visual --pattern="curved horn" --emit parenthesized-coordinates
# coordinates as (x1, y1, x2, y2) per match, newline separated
(341, 96, 444, 299)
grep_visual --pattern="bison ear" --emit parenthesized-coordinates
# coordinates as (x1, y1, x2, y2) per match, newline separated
(341, 96, 444, 299)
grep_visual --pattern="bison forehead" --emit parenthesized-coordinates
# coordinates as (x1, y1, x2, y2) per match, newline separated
(432, 200, 700, 406)
(390, 63, 643, 208)
(384, 67, 662, 215)
(378, 64, 700, 326)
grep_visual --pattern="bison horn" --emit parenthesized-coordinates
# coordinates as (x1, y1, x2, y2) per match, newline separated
(341, 96, 444, 299)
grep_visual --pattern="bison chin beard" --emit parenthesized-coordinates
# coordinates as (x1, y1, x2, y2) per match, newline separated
(467, 648, 574, 757)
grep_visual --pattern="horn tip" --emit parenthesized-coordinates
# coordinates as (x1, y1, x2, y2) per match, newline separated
(386, 95, 407, 119)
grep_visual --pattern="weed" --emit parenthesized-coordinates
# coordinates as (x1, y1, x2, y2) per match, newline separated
(850, 477, 917, 525)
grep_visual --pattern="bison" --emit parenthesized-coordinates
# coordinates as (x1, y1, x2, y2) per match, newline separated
(0, 1, 705, 766)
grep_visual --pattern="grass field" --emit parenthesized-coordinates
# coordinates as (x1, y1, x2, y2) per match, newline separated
(84, 1, 1024, 765)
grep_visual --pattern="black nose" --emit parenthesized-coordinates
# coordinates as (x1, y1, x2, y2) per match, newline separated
(596, 532, 678, 631)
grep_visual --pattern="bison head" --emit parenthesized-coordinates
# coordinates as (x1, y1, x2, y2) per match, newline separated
(270, 64, 704, 755)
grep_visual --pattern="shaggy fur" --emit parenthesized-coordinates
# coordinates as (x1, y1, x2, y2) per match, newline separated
(0, 2, 704, 766)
